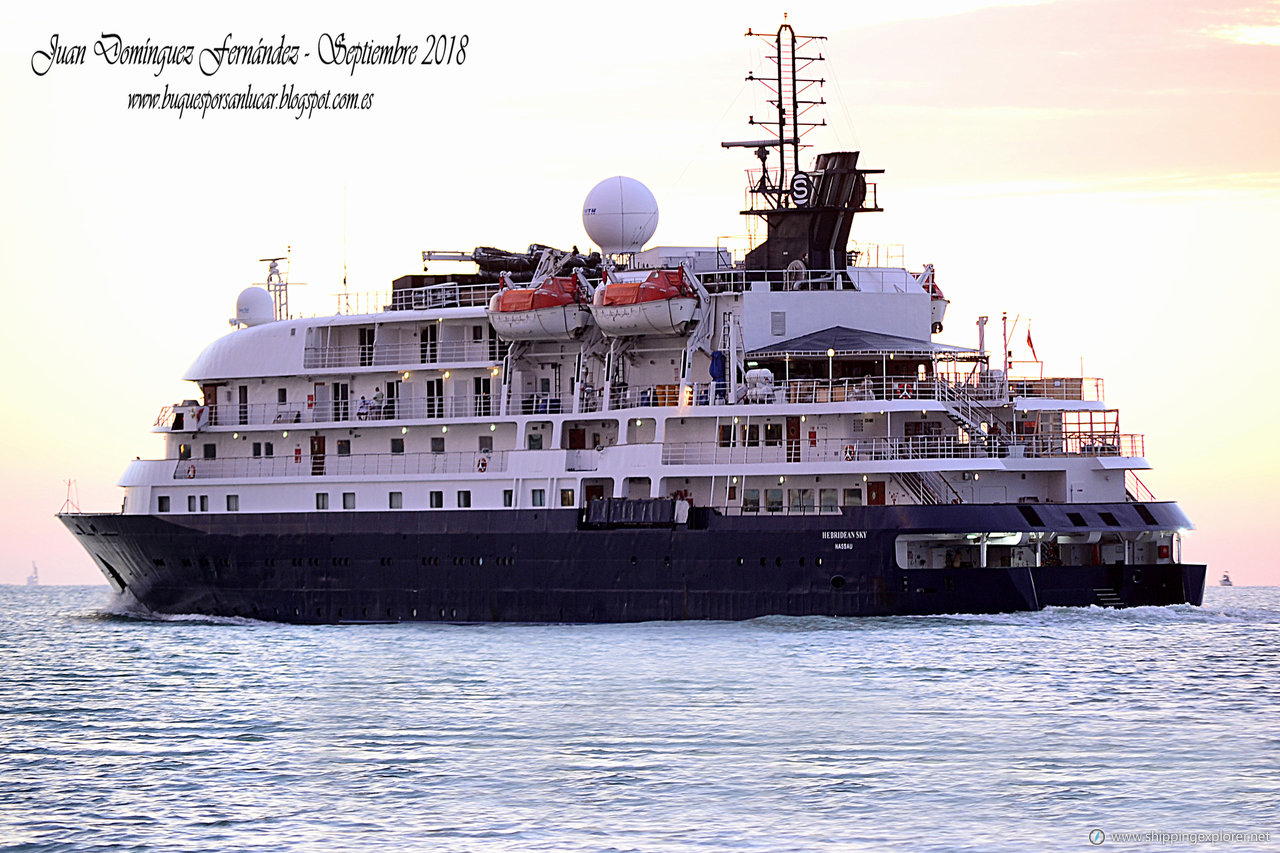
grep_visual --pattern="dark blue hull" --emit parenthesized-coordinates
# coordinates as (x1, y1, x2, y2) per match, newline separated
(59, 503, 1206, 623)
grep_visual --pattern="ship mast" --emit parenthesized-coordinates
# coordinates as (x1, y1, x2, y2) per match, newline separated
(723, 19, 884, 275)
(735, 17, 828, 210)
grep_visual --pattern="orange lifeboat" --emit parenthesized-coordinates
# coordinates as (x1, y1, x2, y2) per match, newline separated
(590, 267, 700, 337)
(486, 272, 594, 341)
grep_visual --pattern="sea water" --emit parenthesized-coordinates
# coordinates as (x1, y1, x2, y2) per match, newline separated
(1, 585, 1276, 852)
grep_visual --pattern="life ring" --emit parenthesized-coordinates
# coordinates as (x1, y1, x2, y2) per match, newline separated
(185, 464, 196, 479)
(897, 383, 914, 399)
(843, 445, 856, 462)
(476, 457, 488, 473)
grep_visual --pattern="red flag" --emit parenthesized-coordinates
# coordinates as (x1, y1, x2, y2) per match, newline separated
(1027, 329, 1038, 362)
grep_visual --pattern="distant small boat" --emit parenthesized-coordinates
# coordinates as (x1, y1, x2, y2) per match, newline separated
(1219, 571, 1233, 587)
(26, 562, 39, 586)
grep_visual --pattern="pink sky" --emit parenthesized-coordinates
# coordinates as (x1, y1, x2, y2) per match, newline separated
(2, 0, 1277, 585)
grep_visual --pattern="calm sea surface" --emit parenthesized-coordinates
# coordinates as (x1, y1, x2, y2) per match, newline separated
(1, 585, 1276, 852)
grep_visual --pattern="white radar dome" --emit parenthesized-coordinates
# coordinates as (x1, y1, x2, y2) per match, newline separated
(582, 176, 659, 255)
(234, 286, 275, 327)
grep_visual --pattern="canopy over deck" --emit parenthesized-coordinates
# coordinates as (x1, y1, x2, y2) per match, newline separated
(749, 325, 979, 360)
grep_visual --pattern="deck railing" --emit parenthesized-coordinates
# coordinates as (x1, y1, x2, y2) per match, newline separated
(303, 339, 507, 370)
(661, 433, 1143, 465)
(173, 450, 508, 480)
(157, 375, 1108, 431)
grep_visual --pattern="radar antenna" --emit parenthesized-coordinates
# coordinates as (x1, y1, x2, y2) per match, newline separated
(256, 246, 306, 320)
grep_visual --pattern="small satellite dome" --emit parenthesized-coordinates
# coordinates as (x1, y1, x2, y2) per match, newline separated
(582, 176, 659, 255)
(234, 287, 274, 327)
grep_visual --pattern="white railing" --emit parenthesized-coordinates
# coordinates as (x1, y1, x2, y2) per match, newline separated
(160, 394, 502, 430)
(337, 281, 502, 315)
(173, 450, 508, 480)
(598, 374, 1102, 412)
(303, 339, 507, 370)
(661, 433, 1144, 465)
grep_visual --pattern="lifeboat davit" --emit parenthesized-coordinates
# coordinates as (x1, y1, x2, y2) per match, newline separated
(591, 267, 699, 337)
(486, 272, 594, 341)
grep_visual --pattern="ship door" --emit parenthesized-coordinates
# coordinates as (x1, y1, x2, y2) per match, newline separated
(420, 323, 438, 363)
(425, 377, 443, 418)
(237, 385, 249, 426)
(333, 382, 350, 422)
(867, 481, 886, 506)
(473, 376, 492, 417)
(568, 428, 586, 450)
(585, 483, 606, 503)
(313, 382, 330, 422)
(201, 383, 222, 425)
(310, 436, 326, 476)
(786, 416, 801, 463)
(384, 380, 400, 419)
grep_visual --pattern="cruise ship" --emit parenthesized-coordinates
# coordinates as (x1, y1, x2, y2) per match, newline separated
(59, 22, 1205, 622)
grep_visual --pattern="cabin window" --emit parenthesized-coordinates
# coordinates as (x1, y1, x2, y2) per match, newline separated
(199, 495, 209, 512)
(472, 325, 484, 342)
(430, 491, 443, 508)
(337, 440, 350, 456)
(766, 489, 783, 512)
(478, 436, 493, 453)
(252, 442, 262, 457)
(503, 489, 513, 508)
(342, 492, 356, 510)
(316, 493, 329, 510)
(532, 489, 546, 507)
(278, 388, 287, 404)
(560, 489, 575, 507)
(188, 496, 197, 512)
(178, 444, 191, 460)
(789, 489, 814, 512)
(743, 425, 760, 447)
(718, 425, 734, 447)
(389, 491, 403, 509)
(764, 423, 783, 447)
(457, 491, 471, 508)
(820, 489, 839, 512)
(843, 487, 863, 507)
(226, 495, 239, 512)
(264, 442, 274, 457)
(391, 438, 404, 454)
(743, 489, 760, 512)
(157, 496, 170, 513)
(203, 443, 217, 459)
(528, 434, 543, 450)
(431, 437, 445, 453)
(771, 311, 786, 336)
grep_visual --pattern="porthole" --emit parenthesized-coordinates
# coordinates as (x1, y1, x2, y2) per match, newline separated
(830, 575, 847, 590)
